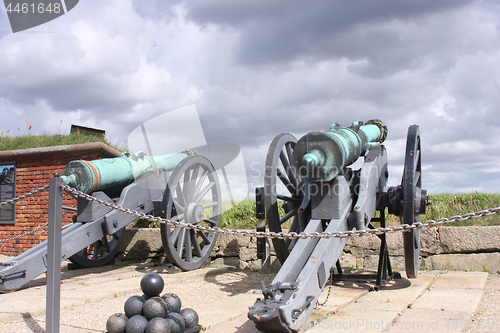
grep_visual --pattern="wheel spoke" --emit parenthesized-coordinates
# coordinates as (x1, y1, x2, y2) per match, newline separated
(201, 201, 218, 209)
(175, 184, 186, 208)
(202, 218, 218, 227)
(281, 147, 300, 191)
(102, 237, 111, 253)
(171, 226, 182, 243)
(414, 171, 421, 185)
(92, 242, 99, 259)
(194, 181, 215, 203)
(176, 228, 187, 256)
(185, 230, 192, 262)
(197, 230, 211, 245)
(193, 169, 209, 198)
(279, 206, 298, 225)
(276, 194, 301, 205)
(414, 149, 420, 174)
(192, 230, 203, 257)
(276, 168, 297, 196)
(172, 199, 185, 214)
(183, 168, 195, 201)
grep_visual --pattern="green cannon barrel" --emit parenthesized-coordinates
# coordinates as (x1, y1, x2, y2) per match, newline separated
(292, 119, 387, 182)
(61, 150, 197, 194)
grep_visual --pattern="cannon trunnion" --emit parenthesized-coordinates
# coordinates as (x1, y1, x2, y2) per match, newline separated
(249, 120, 427, 333)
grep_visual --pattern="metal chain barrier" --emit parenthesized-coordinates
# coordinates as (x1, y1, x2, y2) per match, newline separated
(0, 184, 50, 206)
(61, 184, 500, 240)
(0, 185, 51, 243)
(0, 223, 48, 243)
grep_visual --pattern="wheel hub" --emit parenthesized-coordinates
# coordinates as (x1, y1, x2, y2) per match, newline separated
(186, 202, 204, 224)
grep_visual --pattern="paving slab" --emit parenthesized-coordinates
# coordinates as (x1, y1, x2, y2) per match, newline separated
(430, 272, 488, 290)
(306, 305, 400, 333)
(355, 274, 434, 306)
(0, 265, 492, 333)
(196, 290, 261, 329)
(387, 309, 472, 333)
(411, 288, 484, 312)
(204, 314, 260, 333)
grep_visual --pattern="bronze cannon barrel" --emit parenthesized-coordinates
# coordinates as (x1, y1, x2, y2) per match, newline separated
(292, 119, 387, 182)
(61, 150, 196, 194)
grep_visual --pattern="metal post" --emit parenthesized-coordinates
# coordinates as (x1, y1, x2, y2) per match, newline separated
(46, 173, 63, 333)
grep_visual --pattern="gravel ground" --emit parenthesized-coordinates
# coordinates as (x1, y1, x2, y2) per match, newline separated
(466, 274, 500, 332)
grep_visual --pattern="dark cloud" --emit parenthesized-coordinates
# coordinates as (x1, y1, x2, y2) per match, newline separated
(185, 0, 474, 74)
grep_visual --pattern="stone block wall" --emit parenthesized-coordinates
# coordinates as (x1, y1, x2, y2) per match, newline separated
(119, 225, 500, 274)
(341, 226, 500, 273)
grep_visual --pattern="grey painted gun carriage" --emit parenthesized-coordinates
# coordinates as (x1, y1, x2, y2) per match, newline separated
(0, 144, 233, 291)
(248, 120, 427, 333)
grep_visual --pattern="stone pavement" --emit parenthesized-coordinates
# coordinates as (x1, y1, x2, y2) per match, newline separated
(0, 258, 494, 333)
(199, 271, 491, 333)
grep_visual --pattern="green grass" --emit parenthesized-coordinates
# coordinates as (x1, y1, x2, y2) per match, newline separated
(133, 193, 500, 229)
(220, 200, 259, 229)
(423, 192, 500, 226)
(0, 133, 120, 151)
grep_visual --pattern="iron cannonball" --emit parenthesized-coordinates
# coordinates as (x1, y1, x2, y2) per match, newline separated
(141, 294, 151, 302)
(180, 308, 199, 329)
(124, 296, 145, 318)
(165, 318, 180, 333)
(106, 313, 127, 333)
(166, 312, 185, 332)
(142, 297, 168, 320)
(141, 273, 165, 297)
(145, 317, 171, 333)
(161, 293, 181, 313)
(125, 314, 148, 333)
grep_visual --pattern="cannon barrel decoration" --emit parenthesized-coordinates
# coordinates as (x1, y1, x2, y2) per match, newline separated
(249, 120, 427, 333)
(0, 146, 224, 291)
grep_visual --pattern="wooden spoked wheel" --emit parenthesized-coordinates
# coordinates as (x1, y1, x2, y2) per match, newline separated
(69, 228, 125, 267)
(264, 133, 311, 265)
(160, 155, 221, 271)
(401, 125, 425, 279)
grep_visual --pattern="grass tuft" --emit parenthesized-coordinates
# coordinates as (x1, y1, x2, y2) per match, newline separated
(0, 133, 120, 151)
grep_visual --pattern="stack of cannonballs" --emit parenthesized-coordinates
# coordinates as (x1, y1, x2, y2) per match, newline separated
(106, 273, 200, 333)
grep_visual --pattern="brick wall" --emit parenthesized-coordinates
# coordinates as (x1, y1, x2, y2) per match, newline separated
(0, 151, 113, 256)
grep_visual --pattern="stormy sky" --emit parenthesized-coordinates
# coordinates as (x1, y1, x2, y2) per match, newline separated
(0, 0, 499, 197)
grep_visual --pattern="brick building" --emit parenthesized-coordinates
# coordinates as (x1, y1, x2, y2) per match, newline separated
(0, 142, 121, 256)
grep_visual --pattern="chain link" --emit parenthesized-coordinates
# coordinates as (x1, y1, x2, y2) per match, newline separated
(0, 223, 48, 243)
(61, 184, 500, 240)
(0, 185, 51, 243)
(0, 185, 50, 207)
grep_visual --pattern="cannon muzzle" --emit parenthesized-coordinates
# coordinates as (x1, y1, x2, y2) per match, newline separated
(292, 119, 387, 182)
(61, 150, 196, 194)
